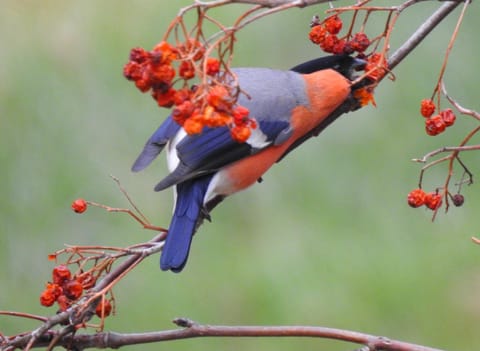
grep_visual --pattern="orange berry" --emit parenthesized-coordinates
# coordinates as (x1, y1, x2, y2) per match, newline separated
(407, 188, 426, 208)
(179, 61, 195, 80)
(40, 283, 63, 307)
(231, 125, 251, 143)
(206, 57, 221, 76)
(424, 192, 442, 210)
(40, 289, 56, 307)
(71, 199, 87, 214)
(207, 85, 232, 111)
(324, 15, 342, 35)
(420, 99, 436, 118)
(309, 25, 327, 44)
(183, 118, 203, 135)
(440, 108, 456, 127)
(149, 63, 175, 85)
(152, 41, 178, 64)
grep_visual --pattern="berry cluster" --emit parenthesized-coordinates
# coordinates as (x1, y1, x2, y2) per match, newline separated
(39, 264, 112, 318)
(407, 188, 464, 211)
(420, 99, 456, 136)
(123, 40, 255, 143)
(309, 15, 371, 55)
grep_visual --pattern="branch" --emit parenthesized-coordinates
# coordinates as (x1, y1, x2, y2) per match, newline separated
(388, 1, 462, 70)
(9, 318, 447, 351)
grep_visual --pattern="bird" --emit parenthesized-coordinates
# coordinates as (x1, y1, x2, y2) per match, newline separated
(132, 55, 367, 272)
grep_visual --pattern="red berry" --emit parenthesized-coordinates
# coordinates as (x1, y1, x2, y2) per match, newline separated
(40, 283, 63, 307)
(424, 192, 442, 210)
(95, 299, 113, 318)
(40, 290, 56, 307)
(440, 108, 456, 127)
(179, 61, 195, 80)
(420, 99, 436, 118)
(63, 280, 83, 300)
(232, 105, 250, 125)
(71, 199, 87, 213)
(425, 115, 446, 136)
(320, 34, 339, 53)
(324, 15, 342, 35)
(206, 57, 221, 76)
(407, 188, 426, 208)
(129, 47, 150, 64)
(350, 32, 370, 53)
(53, 265, 72, 284)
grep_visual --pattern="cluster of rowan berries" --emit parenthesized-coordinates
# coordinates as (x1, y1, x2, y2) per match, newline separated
(39, 265, 112, 318)
(309, 15, 371, 55)
(123, 40, 255, 143)
(420, 99, 456, 136)
(407, 188, 464, 210)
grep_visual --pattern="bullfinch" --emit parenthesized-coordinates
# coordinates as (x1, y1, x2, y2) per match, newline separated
(132, 54, 367, 272)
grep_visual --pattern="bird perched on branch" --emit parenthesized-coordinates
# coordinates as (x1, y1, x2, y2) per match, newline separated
(132, 55, 367, 272)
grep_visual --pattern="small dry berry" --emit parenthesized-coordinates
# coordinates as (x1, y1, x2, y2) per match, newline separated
(407, 188, 426, 208)
(452, 193, 464, 207)
(420, 99, 436, 118)
(71, 199, 87, 214)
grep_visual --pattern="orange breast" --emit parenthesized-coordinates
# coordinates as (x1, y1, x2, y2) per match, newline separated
(218, 69, 351, 195)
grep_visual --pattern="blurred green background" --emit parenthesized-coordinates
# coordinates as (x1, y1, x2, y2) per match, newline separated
(1, 1, 479, 350)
